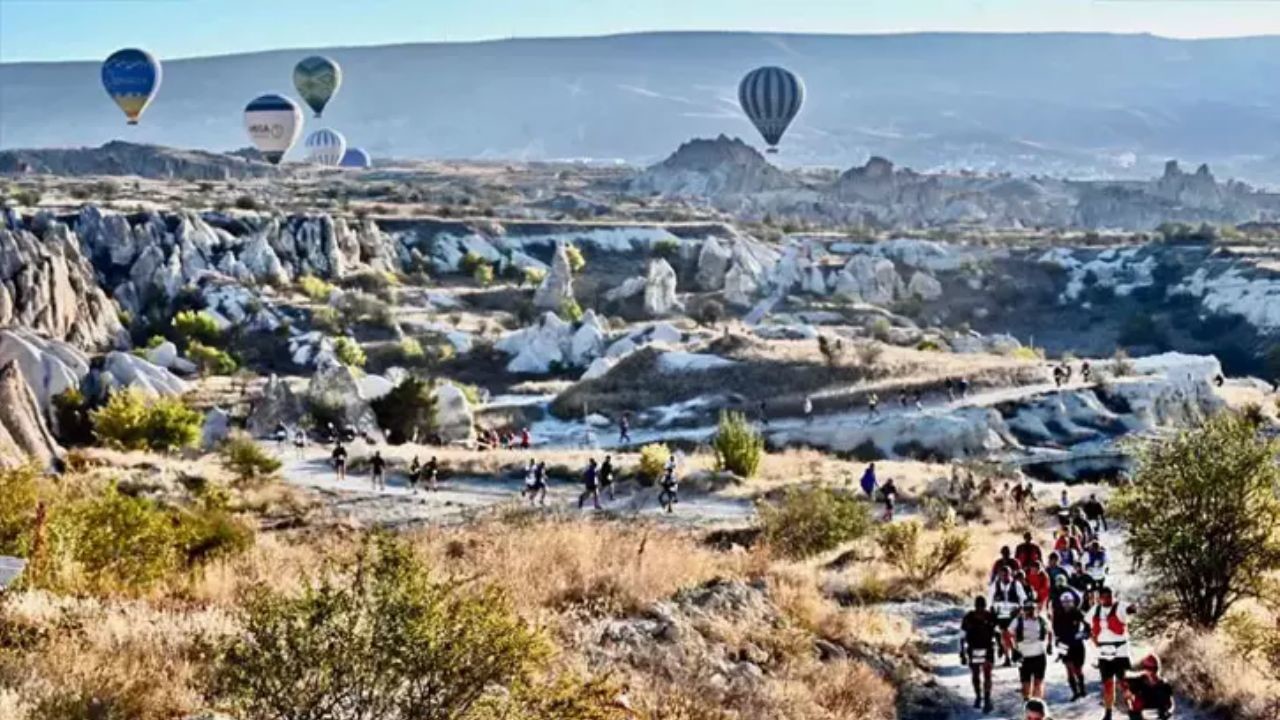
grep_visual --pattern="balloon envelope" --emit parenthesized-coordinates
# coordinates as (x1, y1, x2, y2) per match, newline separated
(293, 56, 342, 118)
(305, 128, 347, 166)
(243, 94, 303, 165)
(102, 48, 162, 125)
(738, 66, 804, 151)
(340, 147, 372, 168)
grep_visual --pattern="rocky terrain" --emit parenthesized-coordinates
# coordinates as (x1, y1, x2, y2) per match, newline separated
(0, 141, 280, 181)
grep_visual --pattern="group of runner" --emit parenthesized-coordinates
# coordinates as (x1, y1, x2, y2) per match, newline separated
(960, 495, 1175, 720)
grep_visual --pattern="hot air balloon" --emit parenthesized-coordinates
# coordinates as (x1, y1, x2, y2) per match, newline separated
(340, 147, 372, 168)
(243, 94, 303, 165)
(738, 66, 804, 153)
(101, 48, 162, 125)
(293, 56, 342, 118)
(305, 129, 347, 166)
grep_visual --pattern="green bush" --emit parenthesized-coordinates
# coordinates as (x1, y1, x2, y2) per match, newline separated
(67, 483, 179, 590)
(398, 337, 425, 360)
(145, 335, 167, 349)
(0, 464, 46, 556)
(334, 336, 367, 369)
(651, 238, 680, 260)
(460, 252, 490, 275)
(760, 486, 872, 560)
(523, 267, 547, 286)
(371, 377, 437, 444)
(473, 263, 495, 287)
(711, 411, 764, 478)
(208, 534, 576, 720)
(1011, 346, 1044, 361)
(172, 310, 222, 347)
(220, 433, 282, 486)
(297, 274, 335, 302)
(187, 340, 238, 375)
(91, 389, 202, 452)
(637, 444, 670, 484)
(878, 520, 971, 590)
(557, 297, 583, 323)
(869, 318, 892, 342)
(337, 292, 395, 329)
(51, 387, 94, 445)
(564, 244, 586, 274)
(310, 305, 343, 334)
(1114, 411, 1280, 628)
(174, 500, 255, 569)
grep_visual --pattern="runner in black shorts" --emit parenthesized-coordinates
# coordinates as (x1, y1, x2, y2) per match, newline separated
(331, 442, 347, 482)
(1052, 587, 1090, 700)
(959, 596, 998, 713)
(1012, 600, 1052, 701)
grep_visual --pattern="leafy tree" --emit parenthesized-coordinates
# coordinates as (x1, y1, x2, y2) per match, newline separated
(1114, 412, 1280, 627)
(208, 534, 611, 720)
(91, 389, 202, 452)
(187, 340, 238, 375)
(371, 377, 437, 444)
(760, 486, 873, 560)
(711, 411, 764, 478)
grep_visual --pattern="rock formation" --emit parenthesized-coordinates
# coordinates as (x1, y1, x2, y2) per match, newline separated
(201, 408, 231, 450)
(0, 328, 89, 408)
(533, 242, 575, 311)
(0, 360, 61, 469)
(0, 141, 280, 180)
(643, 259, 681, 317)
(98, 352, 188, 398)
(306, 362, 379, 434)
(247, 375, 305, 436)
(434, 382, 475, 444)
(630, 135, 798, 197)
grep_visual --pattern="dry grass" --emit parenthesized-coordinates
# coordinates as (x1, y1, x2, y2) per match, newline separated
(1162, 630, 1280, 720)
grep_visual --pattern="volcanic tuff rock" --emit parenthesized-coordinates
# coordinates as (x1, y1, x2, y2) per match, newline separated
(629, 135, 798, 197)
(533, 242, 575, 311)
(248, 375, 305, 436)
(98, 352, 188, 398)
(0, 141, 280, 180)
(495, 311, 610, 374)
(306, 362, 380, 434)
(0, 328, 89, 409)
(0, 219, 123, 350)
(434, 382, 475, 444)
(0, 360, 62, 469)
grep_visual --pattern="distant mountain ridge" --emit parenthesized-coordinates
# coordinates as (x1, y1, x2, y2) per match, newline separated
(3, 32, 1280, 183)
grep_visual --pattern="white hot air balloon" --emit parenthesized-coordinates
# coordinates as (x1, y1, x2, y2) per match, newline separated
(305, 128, 347, 166)
(243, 94, 303, 165)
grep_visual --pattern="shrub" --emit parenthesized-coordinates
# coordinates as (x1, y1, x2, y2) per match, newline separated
(187, 340, 238, 375)
(67, 483, 179, 590)
(145, 335, 166, 349)
(370, 377, 438, 444)
(234, 195, 258, 210)
(171, 309, 222, 347)
(760, 486, 873, 560)
(711, 411, 764, 478)
(564, 244, 586, 274)
(398, 337, 425, 360)
(220, 433, 282, 486)
(343, 269, 398, 299)
(1114, 412, 1280, 628)
(298, 274, 335, 302)
(310, 305, 343, 334)
(1011, 346, 1043, 361)
(523, 267, 547, 286)
(91, 389, 202, 452)
(916, 338, 944, 352)
(637, 444, 670, 484)
(651, 238, 680, 260)
(818, 335, 844, 367)
(337, 292, 395, 329)
(208, 534, 569, 720)
(1112, 347, 1136, 377)
(878, 520, 971, 590)
(696, 299, 725, 327)
(334, 336, 367, 369)
(869, 318, 892, 342)
(473, 263, 495, 287)
(856, 341, 884, 367)
(557, 296, 583, 323)
(51, 387, 94, 445)
(174, 501, 255, 569)
(0, 464, 45, 556)
(460, 252, 490, 275)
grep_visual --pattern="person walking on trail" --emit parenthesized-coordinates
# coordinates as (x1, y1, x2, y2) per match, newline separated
(758, 400, 769, 427)
(1014, 599, 1053, 701)
(1081, 361, 1093, 384)
(1089, 586, 1134, 720)
(293, 429, 306, 459)
(959, 595, 998, 713)
(1059, 489, 1071, 513)
(803, 395, 813, 423)
(520, 427, 531, 450)
(1051, 585, 1090, 701)
(879, 478, 897, 521)
(1085, 539, 1109, 585)
(1125, 654, 1174, 720)
(618, 413, 632, 444)
(424, 456, 439, 492)
(659, 459, 679, 513)
(1015, 531, 1044, 571)
(866, 393, 880, 419)
(331, 443, 348, 482)
(409, 456, 422, 492)
(599, 455, 616, 501)
(860, 463, 878, 498)
(990, 565, 1029, 666)
(1025, 560, 1051, 613)
(1083, 493, 1108, 533)
(369, 451, 386, 491)
(578, 458, 601, 510)
(991, 545, 1022, 582)
(958, 377, 970, 398)
(274, 422, 288, 447)
(1045, 552, 1069, 589)
(524, 460, 548, 506)
(1068, 562, 1097, 610)
(945, 378, 956, 401)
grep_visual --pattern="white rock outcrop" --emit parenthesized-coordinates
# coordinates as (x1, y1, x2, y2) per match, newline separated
(695, 236, 733, 291)
(906, 271, 943, 301)
(533, 242, 575, 311)
(100, 352, 187, 397)
(0, 328, 89, 409)
(434, 382, 475, 443)
(643, 258, 682, 317)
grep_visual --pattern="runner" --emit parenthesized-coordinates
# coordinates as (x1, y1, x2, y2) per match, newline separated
(991, 545, 1022, 582)
(424, 456, 439, 491)
(618, 412, 632, 444)
(1058, 489, 1071, 513)
(293, 429, 306, 459)
(867, 392, 880, 419)
(520, 427, 531, 450)
(759, 399, 769, 427)
(1013, 599, 1053, 701)
(1068, 562, 1097, 610)
(879, 477, 897, 521)
(1025, 560, 1051, 613)
(1085, 539, 1109, 585)
(659, 461, 679, 513)
(1045, 552, 1069, 588)
(599, 454, 616, 501)
(803, 395, 813, 423)
(1124, 654, 1174, 720)
(1089, 587, 1134, 720)
(1023, 698, 1051, 720)
(1051, 586, 1090, 701)
(1016, 531, 1044, 570)
(1081, 361, 1092, 383)
(990, 564, 1029, 666)
(331, 442, 348, 482)
(409, 456, 421, 492)
(369, 450, 386, 491)
(274, 422, 288, 447)
(1083, 493, 1108, 533)
(959, 595, 998, 712)
(860, 462, 878, 498)
(578, 458, 601, 510)
(524, 460, 548, 506)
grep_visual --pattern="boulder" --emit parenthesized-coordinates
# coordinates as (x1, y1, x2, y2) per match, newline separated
(533, 242, 575, 311)
(723, 261, 760, 307)
(581, 356, 615, 380)
(357, 374, 395, 401)
(906, 271, 943, 301)
(247, 375, 304, 436)
(643, 258, 682, 317)
(0, 328, 89, 409)
(801, 265, 828, 295)
(648, 322, 683, 344)
(695, 236, 733, 291)
(568, 310, 607, 366)
(0, 360, 61, 470)
(201, 408, 231, 450)
(434, 382, 474, 444)
(498, 312, 572, 374)
(832, 255, 901, 305)
(99, 352, 187, 397)
(306, 362, 379, 434)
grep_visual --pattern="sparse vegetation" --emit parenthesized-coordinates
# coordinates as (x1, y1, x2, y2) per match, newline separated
(558, 296, 584, 322)
(760, 486, 873, 560)
(637, 443, 670, 484)
(334, 336, 367, 368)
(187, 340, 238, 375)
(371, 376, 438, 444)
(297, 274, 336, 302)
(171, 309, 222, 347)
(91, 389, 202, 452)
(877, 520, 971, 590)
(564, 243, 586, 273)
(711, 411, 764, 478)
(220, 433, 282, 486)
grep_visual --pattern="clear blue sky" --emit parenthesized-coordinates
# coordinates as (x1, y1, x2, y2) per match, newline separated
(2, 0, 1278, 62)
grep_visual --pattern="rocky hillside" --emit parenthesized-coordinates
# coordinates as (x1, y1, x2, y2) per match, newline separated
(631, 138, 1280, 230)
(0, 141, 280, 181)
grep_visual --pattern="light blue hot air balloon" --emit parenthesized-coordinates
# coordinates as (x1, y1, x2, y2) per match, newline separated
(340, 147, 372, 168)
(305, 128, 347, 166)
(102, 48, 162, 125)
(738, 66, 804, 153)
(293, 56, 342, 118)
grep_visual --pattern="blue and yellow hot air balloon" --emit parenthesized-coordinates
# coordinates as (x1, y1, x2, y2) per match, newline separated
(102, 48, 162, 125)
(293, 56, 342, 118)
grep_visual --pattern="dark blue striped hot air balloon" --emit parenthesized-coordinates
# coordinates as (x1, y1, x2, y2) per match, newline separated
(101, 48, 162, 125)
(738, 66, 804, 153)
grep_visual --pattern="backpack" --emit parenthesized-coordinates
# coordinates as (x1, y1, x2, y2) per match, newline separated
(1015, 616, 1047, 643)
(1091, 604, 1126, 637)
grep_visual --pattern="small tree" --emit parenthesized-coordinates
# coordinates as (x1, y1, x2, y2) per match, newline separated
(187, 340, 238, 376)
(172, 310, 222, 347)
(1114, 412, 1280, 628)
(220, 433, 282, 486)
(91, 390, 202, 452)
(878, 520, 971, 590)
(637, 444, 669, 484)
(371, 377, 438, 444)
(712, 411, 764, 478)
(564, 244, 586, 274)
(760, 486, 873, 560)
(557, 297, 583, 323)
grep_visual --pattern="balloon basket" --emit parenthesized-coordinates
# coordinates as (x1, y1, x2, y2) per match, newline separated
(766, 148, 779, 154)
(127, 120, 138, 126)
